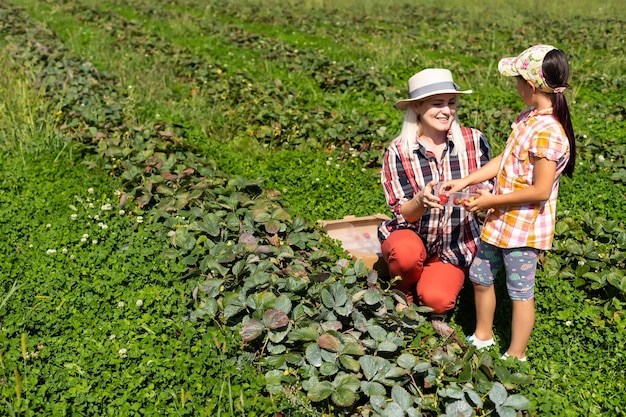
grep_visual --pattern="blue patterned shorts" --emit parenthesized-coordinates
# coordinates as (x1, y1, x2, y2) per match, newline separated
(469, 241, 538, 301)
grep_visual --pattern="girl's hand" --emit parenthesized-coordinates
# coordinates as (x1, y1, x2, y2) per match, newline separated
(439, 179, 467, 195)
(462, 189, 493, 212)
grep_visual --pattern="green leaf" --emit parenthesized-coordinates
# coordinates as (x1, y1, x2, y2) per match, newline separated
(397, 353, 416, 369)
(488, 382, 507, 406)
(378, 341, 399, 352)
(391, 385, 412, 410)
(320, 361, 339, 376)
(306, 343, 323, 367)
(342, 342, 365, 356)
(364, 289, 383, 305)
(607, 271, 626, 293)
(464, 387, 483, 408)
(332, 373, 360, 407)
(289, 327, 319, 342)
(502, 394, 531, 410)
(339, 354, 360, 372)
(360, 381, 386, 397)
(307, 381, 333, 402)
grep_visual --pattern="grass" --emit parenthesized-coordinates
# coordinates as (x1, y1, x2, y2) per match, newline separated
(1, 0, 625, 415)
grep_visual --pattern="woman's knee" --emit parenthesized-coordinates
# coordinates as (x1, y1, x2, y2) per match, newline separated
(418, 291, 457, 314)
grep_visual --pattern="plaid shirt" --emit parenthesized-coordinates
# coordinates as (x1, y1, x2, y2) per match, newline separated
(481, 107, 570, 250)
(379, 127, 491, 267)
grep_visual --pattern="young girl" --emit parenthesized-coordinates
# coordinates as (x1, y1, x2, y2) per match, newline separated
(441, 45, 576, 361)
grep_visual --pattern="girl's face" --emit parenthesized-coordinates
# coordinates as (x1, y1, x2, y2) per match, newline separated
(413, 93, 457, 134)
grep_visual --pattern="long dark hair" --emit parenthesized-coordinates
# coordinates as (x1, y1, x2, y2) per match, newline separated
(542, 49, 576, 177)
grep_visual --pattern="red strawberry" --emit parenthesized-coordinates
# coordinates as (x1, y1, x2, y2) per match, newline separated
(453, 197, 464, 205)
(439, 193, 449, 204)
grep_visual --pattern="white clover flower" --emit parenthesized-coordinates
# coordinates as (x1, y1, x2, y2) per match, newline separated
(119, 209, 125, 216)
(92, 239, 98, 245)
(335, 164, 340, 168)
(598, 155, 605, 162)
(46, 249, 57, 255)
(326, 160, 331, 165)
(101, 203, 112, 211)
(71, 213, 78, 221)
(88, 203, 94, 209)
(117, 301, 125, 308)
(29, 244, 33, 248)
(566, 320, 573, 327)
(46, 223, 51, 228)
(136, 299, 143, 307)
(80, 237, 87, 243)
(114, 190, 122, 196)
(137, 216, 144, 224)
(69, 254, 75, 260)
(82, 233, 89, 238)
(109, 334, 116, 341)
(61, 248, 68, 254)
(101, 224, 108, 230)
(88, 188, 94, 194)
(118, 348, 127, 358)
(94, 214, 100, 221)
(156, 114, 160, 119)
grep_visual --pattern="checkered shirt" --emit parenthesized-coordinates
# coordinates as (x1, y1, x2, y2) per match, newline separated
(481, 107, 570, 250)
(379, 127, 491, 267)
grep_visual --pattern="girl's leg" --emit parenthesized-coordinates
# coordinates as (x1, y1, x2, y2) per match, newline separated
(508, 299, 535, 359)
(416, 257, 466, 314)
(469, 241, 503, 342)
(503, 248, 539, 359)
(473, 281, 497, 341)
(381, 229, 427, 305)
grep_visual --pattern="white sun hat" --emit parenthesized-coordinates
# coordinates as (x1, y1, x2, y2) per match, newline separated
(395, 68, 472, 110)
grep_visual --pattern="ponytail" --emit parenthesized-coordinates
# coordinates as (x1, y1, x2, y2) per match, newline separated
(543, 49, 576, 177)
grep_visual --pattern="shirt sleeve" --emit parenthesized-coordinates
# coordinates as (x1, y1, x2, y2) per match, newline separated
(529, 125, 569, 162)
(381, 144, 411, 220)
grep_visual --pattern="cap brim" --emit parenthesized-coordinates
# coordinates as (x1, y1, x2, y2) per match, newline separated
(498, 57, 519, 76)
(395, 89, 472, 110)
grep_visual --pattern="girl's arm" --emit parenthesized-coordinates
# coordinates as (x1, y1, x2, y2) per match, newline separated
(441, 154, 502, 193)
(465, 156, 557, 212)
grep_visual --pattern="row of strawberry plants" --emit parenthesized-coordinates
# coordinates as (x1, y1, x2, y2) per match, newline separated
(0, 1, 533, 415)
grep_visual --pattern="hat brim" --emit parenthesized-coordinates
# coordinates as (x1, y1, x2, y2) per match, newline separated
(498, 57, 520, 77)
(395, 89, 472, 110)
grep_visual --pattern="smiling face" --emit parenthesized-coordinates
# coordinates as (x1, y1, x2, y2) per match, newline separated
(412, 93, 458, 136)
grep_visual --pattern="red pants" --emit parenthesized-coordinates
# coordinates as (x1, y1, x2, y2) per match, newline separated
(381, 229, 466, 314)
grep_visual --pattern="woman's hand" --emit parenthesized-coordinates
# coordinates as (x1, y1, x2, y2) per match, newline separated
(419, 180, 443, 210)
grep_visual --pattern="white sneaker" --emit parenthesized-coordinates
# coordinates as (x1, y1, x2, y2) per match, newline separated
(501, 352, 527, 362)
(466, 334, 495, 349)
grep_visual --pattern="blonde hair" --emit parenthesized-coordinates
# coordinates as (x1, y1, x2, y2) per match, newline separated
(396, 106, 466, 158)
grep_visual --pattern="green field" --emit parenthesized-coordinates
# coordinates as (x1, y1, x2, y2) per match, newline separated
(1, 0, 625, 415)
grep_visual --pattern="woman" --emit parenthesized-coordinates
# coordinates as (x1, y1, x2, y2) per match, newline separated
(379, 68, 491, 316)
